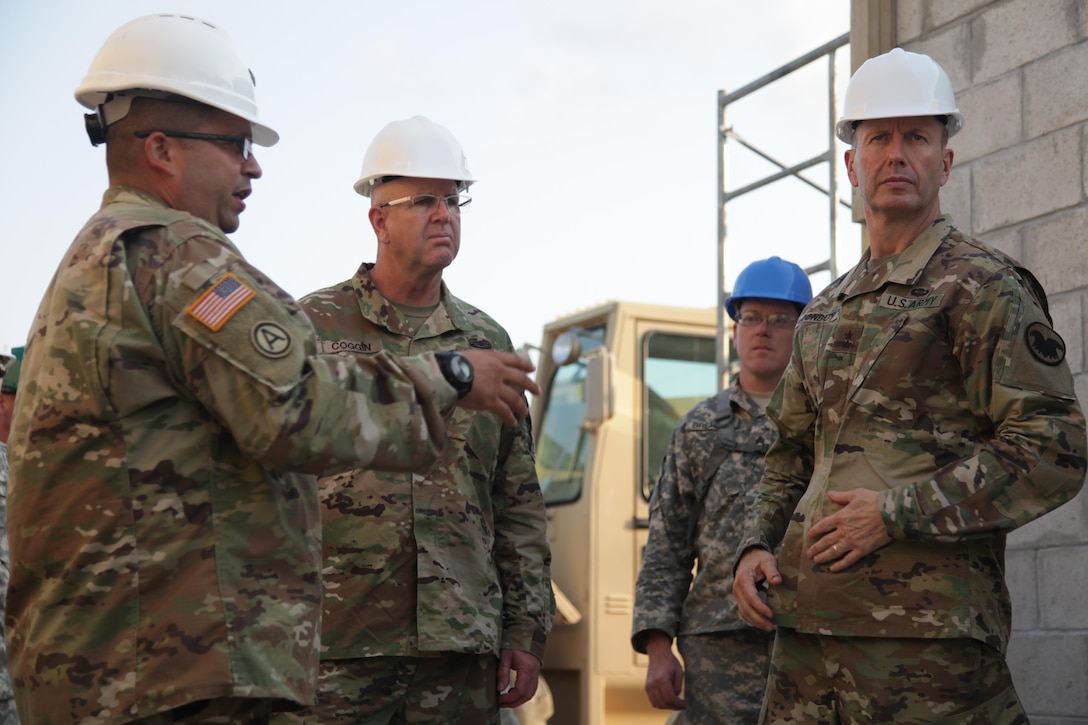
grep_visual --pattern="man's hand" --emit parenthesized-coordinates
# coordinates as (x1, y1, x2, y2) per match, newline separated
(733, 548, 780, 631)
(498, 648, 541, 709)
(458, 350, 540, 426)
(643, 631, 686, 710)
(806, 488, 893, 572)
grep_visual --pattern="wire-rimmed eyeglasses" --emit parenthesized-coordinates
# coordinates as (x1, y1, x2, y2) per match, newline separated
(379, 193, 471, 215)
(735, 311, 798, 330)
(134, 130, 253, 162)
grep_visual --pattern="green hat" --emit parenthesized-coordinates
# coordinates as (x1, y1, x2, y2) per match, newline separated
(1, 346, 23, 394)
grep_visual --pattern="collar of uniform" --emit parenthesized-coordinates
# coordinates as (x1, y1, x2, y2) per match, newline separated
(715, 378, 761, 421)
(350, 262, 469, 337)
(102, 185, 174, 211)
(835, 215, 956, 300)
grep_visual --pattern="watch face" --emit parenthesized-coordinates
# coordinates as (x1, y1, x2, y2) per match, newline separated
(450, 354, 473, 382)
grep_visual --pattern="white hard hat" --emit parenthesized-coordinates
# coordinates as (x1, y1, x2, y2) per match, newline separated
(354, 116, 474, 197)
(75, 13, 278, 146)
(836, 48, 963, 145)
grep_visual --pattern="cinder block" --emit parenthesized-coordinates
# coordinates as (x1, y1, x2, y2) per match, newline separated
(942, 164, 971, 225)
(928, 0, 995, 29)
(952, 72, 1023, 164)
(976, 224, 1023, 262)
(895, 0, 925, 44)
(907, 23, 972, 93)
(1038, 544, 1088, 629)
(972, 128, 1081, 233)
(1007, 631, 1088, 718)
(1022, 206, 1088, 295)
(1076, 303, 1088, 377)
(1006, 548, 1039, 629)
(1026, 41, 1088, 139)
(1046, 294, 1085, 375)
(971, 0, 1077, 84)
(1010, 488, 1088, 549)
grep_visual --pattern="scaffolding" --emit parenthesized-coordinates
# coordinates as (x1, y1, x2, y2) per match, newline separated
(716, 32, 851, 383)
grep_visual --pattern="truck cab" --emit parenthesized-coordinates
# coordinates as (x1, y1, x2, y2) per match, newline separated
(531, 301, 719, 724)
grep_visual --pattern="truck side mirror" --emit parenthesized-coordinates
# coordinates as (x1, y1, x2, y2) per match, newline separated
(583, 348, 613, 428)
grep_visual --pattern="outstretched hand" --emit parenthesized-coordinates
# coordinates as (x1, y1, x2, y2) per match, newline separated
(458, 350, 540, 426)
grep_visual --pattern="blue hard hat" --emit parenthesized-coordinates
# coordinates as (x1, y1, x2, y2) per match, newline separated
(724, 257, 813, 321)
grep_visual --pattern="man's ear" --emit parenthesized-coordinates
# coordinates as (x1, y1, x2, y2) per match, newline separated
(939, 148, 954, 186)
(844, 149, 858, 188)
(142, 131, 178, 176)
(369, 206, 389, 245)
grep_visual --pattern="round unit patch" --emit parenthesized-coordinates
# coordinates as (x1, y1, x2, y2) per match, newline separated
(1025, 321, 1065, 366)
(252, 321, 292, 358)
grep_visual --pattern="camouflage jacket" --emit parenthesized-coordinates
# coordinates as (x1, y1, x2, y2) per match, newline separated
(740, 216, 1087, 653)
(7, 188, 459, 724)
(632, 382, 776, 652)
(300, 263, 553, 661)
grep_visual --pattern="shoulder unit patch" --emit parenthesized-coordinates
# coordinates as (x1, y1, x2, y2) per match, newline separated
(1025, 321, 1066, 366)
(252, 321, 292, 358)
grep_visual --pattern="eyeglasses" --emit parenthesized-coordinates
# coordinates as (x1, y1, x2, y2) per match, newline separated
(379, 193, 471, 215)
(134, 130, 253, 161)
(735, 311, 798, 330)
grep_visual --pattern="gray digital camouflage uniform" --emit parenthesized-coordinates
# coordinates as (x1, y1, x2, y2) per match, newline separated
(295, 263, 552, 712)
(6, 188, 459, 725)
(0, 443, 17, 725)
(632, 381, 775, 723)
(739, 216, 1087, 717)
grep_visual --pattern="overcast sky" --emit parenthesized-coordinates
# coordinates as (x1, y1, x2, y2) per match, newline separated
(0, 0, 857, 355)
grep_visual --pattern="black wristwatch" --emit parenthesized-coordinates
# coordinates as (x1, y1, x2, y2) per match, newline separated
(436, 351, 474, 399)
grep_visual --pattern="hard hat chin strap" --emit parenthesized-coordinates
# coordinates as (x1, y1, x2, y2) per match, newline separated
(84, 93, 137, 147)
(84, 108, 108, 146)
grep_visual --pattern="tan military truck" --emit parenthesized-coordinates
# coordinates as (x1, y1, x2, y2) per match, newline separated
(529, 301, 720, 725)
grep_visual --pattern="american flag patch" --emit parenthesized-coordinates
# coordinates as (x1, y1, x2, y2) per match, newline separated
(187, 273, 256, 331)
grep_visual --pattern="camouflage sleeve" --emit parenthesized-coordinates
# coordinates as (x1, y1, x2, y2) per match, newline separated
(738, 359, 815, 558)
(140, 230, 456, 476)
(882, 271, 1087, 540)
(493, 410, 554, 661)
(631, 410, 701, 652)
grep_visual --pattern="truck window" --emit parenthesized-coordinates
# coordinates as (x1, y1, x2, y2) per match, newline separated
(641, 332, 718, 501)
(536, 327, 605, 505)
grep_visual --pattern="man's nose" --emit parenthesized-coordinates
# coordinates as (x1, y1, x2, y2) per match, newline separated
(886, 134, 907, 160)
(431, 198, 452, 219)
(244, 152, 262, 179)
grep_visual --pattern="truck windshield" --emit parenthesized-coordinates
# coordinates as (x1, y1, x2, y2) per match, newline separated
(536, 327, 605, 505)
(641, 332, 719, 501)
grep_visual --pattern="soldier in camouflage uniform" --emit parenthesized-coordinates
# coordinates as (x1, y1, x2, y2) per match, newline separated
(0, 349, 21, 725)
(7, 18, 537, 725)
(275, 117, 553, 725)
(733, 49, 1087, 724)
(632, 258, 812, 725)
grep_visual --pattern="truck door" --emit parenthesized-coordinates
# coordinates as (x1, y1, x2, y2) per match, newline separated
(634, 327, 719, 651)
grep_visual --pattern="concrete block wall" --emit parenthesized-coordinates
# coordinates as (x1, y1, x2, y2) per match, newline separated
(893, 1, 1088, 722)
